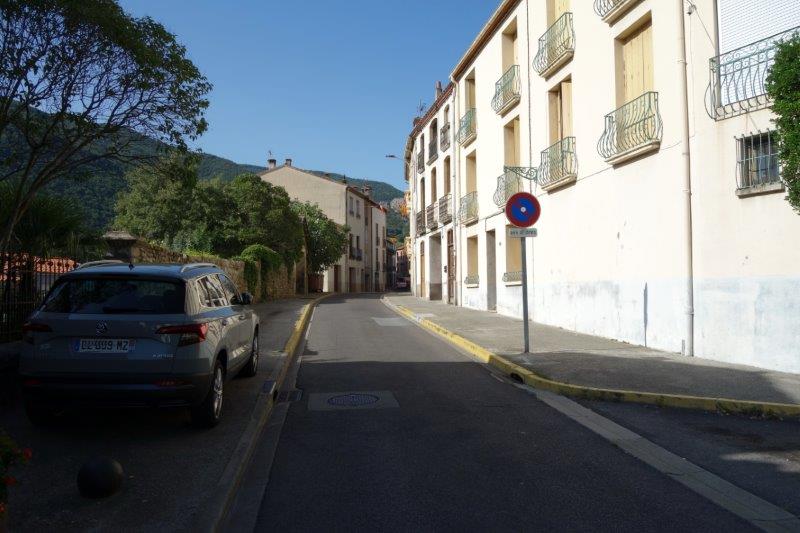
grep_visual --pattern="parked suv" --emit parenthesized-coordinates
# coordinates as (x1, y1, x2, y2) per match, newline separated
(20, 261, 259, 428)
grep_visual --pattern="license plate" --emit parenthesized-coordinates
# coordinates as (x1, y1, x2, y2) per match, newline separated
(73, 339, 136, 353)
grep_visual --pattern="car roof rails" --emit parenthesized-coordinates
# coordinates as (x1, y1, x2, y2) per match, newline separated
(74, 260, 125, 270)
(180, 263, 218, 273)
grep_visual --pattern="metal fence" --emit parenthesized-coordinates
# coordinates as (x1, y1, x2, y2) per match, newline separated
(593, 0, 626, 18)
(597, 91, 662, 161)
(458, 191, 479, 225)
(491, 65, 521, 113)
(1, 253, 76, 342)
(493, 170, 523, 207)
(533, 13, 575, 75)
(456, 108, 477, 145)
(706, 26, 800, 120)
(538, 137, 578, 189)
(440, 123, 451, 151)
(427, 138, 438, 164)
(438, 193, 453, 224)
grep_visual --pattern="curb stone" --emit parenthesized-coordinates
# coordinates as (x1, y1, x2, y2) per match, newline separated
(198, 293, 337, 533)
(381, 297, 800, 420)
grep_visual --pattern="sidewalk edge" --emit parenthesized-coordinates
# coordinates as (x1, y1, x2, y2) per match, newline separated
(204, 293, 336, 533)
(382, 297, 800, 420)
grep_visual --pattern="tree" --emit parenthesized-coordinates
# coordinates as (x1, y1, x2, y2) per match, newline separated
(222, 174, 304, 264)
(766, 35, 800, 213)
(0, 182, 85, 255)
(293, 202, 349, 274)
(113, 152, 198, 247)
(0, 0, 211, 252)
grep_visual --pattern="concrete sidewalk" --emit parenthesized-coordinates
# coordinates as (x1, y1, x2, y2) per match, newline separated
(385, 294, 800, 407)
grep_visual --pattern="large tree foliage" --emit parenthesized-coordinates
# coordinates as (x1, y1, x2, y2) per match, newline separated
(0, 0, 211, 251)
(767, 35, 800, 213)
(293, 201, 349, 274)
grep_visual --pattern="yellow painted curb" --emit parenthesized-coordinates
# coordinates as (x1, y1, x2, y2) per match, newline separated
(277, 293, 338, 385)
(387, 300, 800, 420)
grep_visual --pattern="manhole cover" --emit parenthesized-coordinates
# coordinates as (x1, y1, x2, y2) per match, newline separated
(326, 393, 380, 407)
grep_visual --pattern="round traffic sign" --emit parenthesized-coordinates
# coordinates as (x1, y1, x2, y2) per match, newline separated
(505, 192, 541, 228)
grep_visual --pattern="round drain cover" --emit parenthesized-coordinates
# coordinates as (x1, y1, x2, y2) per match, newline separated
(327, 393, 380, 407)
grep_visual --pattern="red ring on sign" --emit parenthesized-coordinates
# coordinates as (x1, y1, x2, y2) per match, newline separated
(505, 192, 541, 228)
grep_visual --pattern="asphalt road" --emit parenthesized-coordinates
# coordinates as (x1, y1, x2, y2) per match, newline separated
(253, 295, 753, 532)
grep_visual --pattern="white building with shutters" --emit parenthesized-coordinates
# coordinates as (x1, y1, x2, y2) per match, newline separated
(406, 0, 800, 373)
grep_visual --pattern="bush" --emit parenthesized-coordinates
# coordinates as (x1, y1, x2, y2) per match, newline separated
(240, 244, 283, 300)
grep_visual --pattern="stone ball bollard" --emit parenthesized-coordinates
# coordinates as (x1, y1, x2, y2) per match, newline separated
(77, 457, 124, 499)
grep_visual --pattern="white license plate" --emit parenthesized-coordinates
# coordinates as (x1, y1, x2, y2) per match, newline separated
(74, 339, 136, 353)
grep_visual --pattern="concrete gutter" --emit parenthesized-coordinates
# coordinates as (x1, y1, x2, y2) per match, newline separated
(196, 293, 336, 533)
(382, 298, 800, 420)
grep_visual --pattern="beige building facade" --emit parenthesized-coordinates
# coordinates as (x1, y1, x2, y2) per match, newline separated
(407, 0, 800, 373)
(260, 160, 387, 293)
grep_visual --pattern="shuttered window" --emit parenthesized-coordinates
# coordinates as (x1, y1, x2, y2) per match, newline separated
(621, 21, 653, 104)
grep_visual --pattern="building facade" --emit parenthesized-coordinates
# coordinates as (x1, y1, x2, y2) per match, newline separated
(406, 0, 800, 373)
(260, 160, 387, 293)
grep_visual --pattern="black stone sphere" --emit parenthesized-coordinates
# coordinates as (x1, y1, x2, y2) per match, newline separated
(77, 457, 124, 499)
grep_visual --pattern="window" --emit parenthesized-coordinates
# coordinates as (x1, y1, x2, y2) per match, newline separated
(737, 131, 781, 189)
(505, 117, 521, 166)
(431, 168, 438, 202)
(549, 78, 573, 143)
(356, 199, 361, 218)
(443, 157, 451, 194)
(217, 274, 241, 304)
(505, 227, 522, 282)
(547, 0, 570, 25)
(466, 236, 479, 285)
(349, 197, 354, 214)
(466, 151, 477, 193)
(502, 19, 519, 71)
(617, 19, 653, 106)
(42, 278, 185, 314)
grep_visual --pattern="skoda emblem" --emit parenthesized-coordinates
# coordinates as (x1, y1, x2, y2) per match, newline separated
(95, 322, 108, 335)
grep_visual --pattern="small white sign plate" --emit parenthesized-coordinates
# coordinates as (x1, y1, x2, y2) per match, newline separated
(508, 227, 538, 238)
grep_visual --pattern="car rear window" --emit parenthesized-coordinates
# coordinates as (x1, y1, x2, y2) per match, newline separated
(41, 277, 185, 314)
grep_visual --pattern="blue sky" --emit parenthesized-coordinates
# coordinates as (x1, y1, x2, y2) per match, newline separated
(118, 1, 498, 190)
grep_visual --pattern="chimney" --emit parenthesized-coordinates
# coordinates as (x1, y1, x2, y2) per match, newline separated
(267, 158, 277, 170)
(285, 158, 292, 167)
(363, 185, 372, 198)
(435, 80, 443, 99)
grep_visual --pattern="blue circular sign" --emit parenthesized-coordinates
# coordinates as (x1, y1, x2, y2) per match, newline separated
(505, 192, 541, 228)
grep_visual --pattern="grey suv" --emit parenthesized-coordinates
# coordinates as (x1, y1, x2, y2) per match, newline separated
(20, 261, 260, 428)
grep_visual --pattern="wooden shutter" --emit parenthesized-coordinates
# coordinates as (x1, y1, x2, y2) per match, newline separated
(621, 21, 653, 103)
(561, 80, 573, 137)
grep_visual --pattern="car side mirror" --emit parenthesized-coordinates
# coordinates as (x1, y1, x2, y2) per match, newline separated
(239, 292, 253, 305)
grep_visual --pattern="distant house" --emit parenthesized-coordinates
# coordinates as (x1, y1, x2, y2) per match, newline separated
(260, 159, 388, 293)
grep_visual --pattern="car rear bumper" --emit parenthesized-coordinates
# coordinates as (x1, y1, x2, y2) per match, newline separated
(21, 372, 213, 408)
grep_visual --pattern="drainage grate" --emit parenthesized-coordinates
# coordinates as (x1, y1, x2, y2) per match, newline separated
(276, 390, 303, 403)
(326, 393, 380, 407)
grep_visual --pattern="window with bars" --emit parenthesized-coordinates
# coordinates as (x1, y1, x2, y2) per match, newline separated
(736, 131, 780, 190)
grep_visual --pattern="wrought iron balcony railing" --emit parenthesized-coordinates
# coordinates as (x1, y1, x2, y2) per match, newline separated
(538, 137, 578, 191)
(456, 108, 477, 146)
(533, 13, 575, 77)
(416, 151, 424, 173)
(593, 0, 639, 23)
(438, 193, 453, 224)
(493, 169, 524, 207)
(458, 191, 479, 225)
(427, 138, 438, 164)
(464, 274, 480, 286)
(426, 203, 438, 230)
(440, 123, 451, 151)
(415, 211, 425, 236)
(502, 271, 522, 283)
(597, 91, 662, 164)
(491, 65, 521, 114)
(706, 26, 800, 120)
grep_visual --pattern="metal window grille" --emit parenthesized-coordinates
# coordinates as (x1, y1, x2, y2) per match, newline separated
(736, 131, 781, 189)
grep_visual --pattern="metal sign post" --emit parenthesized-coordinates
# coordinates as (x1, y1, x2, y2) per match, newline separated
(505, 193, 541, 355)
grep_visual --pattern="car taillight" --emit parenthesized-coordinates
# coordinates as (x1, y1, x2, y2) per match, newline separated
(157, 323, 208, 346)
(22, 322, 52, 333)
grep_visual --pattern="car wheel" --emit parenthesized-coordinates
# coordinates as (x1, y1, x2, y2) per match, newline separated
(191, 360, 224, 428)
(25, 401, 56, 427)
(240, 333, 259, 378)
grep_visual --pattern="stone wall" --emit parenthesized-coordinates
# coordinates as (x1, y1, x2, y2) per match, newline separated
(102, 232, 296, 303)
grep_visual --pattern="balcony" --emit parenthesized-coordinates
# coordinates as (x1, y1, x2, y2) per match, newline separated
(438, 193, 453, 224)
(458, 191, 479, 225)
(349, 245, 355, 259)
(427, 138, 438, 165)
(416, 151, 424, 173)
(456, 108, 477, 146)
(440, 123, 451, 151)
(593, 0, 640, 24)
(464, 274, 479, 287)
(502, 271, 523, 283)
(538, 137, 578, 192)
(415, 211, 425, 236)
(706, 27, 799, 120)
(597, 92, 662, 165)
(426, 203, 438, 230)
(533, 13, 575, 78)
(493, 169, 524, 207)
(491, 65, 521, 115)
(356, 249, 362, 261)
